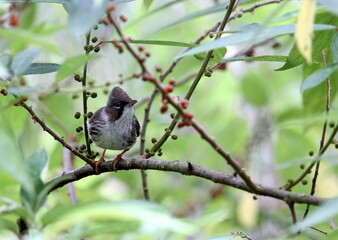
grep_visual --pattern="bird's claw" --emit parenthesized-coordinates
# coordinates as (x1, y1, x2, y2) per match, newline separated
(94, 158, 105, 174)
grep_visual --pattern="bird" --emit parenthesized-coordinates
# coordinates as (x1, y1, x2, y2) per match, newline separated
(88, 87, 140, 172)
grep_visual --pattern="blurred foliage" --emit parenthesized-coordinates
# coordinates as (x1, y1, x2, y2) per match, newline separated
(0, 0, 338, 239)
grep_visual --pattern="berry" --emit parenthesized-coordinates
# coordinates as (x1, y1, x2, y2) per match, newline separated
(76, 126, 83, 133)
(171, 135, 178, 140)
(245, 49, 255, 57)
(178, 122, 185, 128)
(300, 164, 305, 169)
(0, 89, 8, 96)
(217, 63, 227, 70)
(183, 112, 193, 120)
(160, 104, 168, 114)
(10, 13, 19, 27)
(87, 112, 93, 118)
(181, 99, 189, 109)
(169, 78, 176, 85)
(74, 74, 81, 82)
(94, 46, 100, 52)
(145, 51, 151, 57)
(170, 113, 175, 119)
(92, 37, 98, 43)
(329, 121, 335, 128)
(302, 180, 308, 185)
(151, 138, 157, 144)
(155, 65, 162, 72)
(162, 85, 173, 94)
(138, 45, 144, 52)
(309, 151, 314, 156)
(237, 11, 243, 18)
(74, 112, 81, 119)
(91, 92, 98, 98)
(119, 15, 127, 22)
(93, 25, 98, 30)
(108, 4, 115, 11)
(204, 70, 212, 77)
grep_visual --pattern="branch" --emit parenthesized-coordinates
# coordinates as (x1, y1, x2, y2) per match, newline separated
(46, 157, 325, 206)
(20, 102, 95, 168)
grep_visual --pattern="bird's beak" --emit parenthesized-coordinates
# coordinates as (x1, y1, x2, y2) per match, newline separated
(127, 100, 137, 107)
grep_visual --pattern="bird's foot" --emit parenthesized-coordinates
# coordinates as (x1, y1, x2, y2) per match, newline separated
(95, 158, 105, 174)
(111, 149, 129, 171)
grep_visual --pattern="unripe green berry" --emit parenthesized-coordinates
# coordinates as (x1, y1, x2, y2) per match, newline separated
(93, 25, 98, 30)
(300, 164, 305, 169)
(74, 74, 81, 82)
(80, 144, 86, 150)
(94, 46, 100, 52)
(92, 37, 98, 43)
(74, 112, 81, 119)
(171, 135, 178, 140)
(87, 112, 93, 118)
(170, 113, 175, 119)
(237, 11, 243, 18)
(91, 92, 98, 98)
(158, 152, 163, 156)
(151, 138, 157, 144)
(302, 180, 308, 185)
(309, 151, 314, 156)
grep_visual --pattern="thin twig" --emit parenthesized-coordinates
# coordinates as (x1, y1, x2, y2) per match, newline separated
(45, 157, 325, 206)
(288, 202, 297, 224)
(82, 32, 93, 157)
(303, 50, 331, 219)
(20, 102, 95, 168)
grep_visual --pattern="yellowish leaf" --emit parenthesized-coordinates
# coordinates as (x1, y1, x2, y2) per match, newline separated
(295, 0, 317, 64)
(236, 193, 258, 228)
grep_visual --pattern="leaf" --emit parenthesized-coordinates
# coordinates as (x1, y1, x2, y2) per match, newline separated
(290, 197, 338, 233)
(56, 55, 95, 82)
(277, 13, 338, 71)
(301, 63, 338, 93)
(0, 113, 33, 195)
(21, 148, 48, 214)
(295, 0, 316, 64)
(143, 0, 153, 9)
(0, 27, 63, 54)
(63, 0, 109, 36)
(219, 55, 287, 63)
(317, 0, 338, 16)
(203, 233, 245, 240)
(41, 201, 196, 236)
(194, 47, 227, 67)
(131, 39, 196, 48)
(332, 33, 338, 63)
(10, 48, 40, 76)
(176, 24, 336, 59)
(22, 63, 60, 75)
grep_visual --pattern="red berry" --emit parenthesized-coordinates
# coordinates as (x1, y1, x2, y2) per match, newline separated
(155, 65, 162, 72)
(138, 45, 144, 52)
(178, 122, 185, 128)
(10, 13, 19, 27)
(184, 119, 192, 126)
(119, 15, 127, 22)
(145, 51, 151, 57)
(107, 4, 115, 11)
(217, 63, 227, 70)
(181, 99, 189, 109)
(162, 85, 173, 94)
(160, 104, 168, 114)
(169, 78, 176, 85)
(245, 49, 255, 57)
(161, 98, 168, 104)
(183, 112, 193, 120)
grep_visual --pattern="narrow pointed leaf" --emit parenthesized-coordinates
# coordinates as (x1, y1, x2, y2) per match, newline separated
(295, 0, 316, 64)
(301, 63, 338, 93)
(130, 39, 196, 48)
(176, 24, 336, 59)
(332, 33, 338, 63)
(10, 48, 40, 76)
(22, 63, 60, 75)
(219, 55, 287, 63)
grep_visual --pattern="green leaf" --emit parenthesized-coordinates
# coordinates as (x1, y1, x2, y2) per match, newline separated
(0, 28, 62, 54)
(176, 24, 336, 59)
(277, 13, 338, 71)
(317, 0, 338, 16)
(0, 113, 33, 195)
(10, 48, 40, 76)
(56, 55, 95, 82)
(41, 201, 196, 235)
(143, 0, 153, 9)
(290, 197, 338, 233)
(203, 234, 244, 240)
(332, 33, 338, 63)
(301, 63, 338, 92)
(63, 0, 109, 36)
(219, 55, 287, 63)
(130, 39, 196, 48)
(22, 63, 60, 75)
(194, 47, 227, 67)
(21, 148, 48, 214)
(0, 217, 17, 233)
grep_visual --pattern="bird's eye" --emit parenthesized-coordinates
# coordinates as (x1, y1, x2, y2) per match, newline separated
(114, 102, 121, 109)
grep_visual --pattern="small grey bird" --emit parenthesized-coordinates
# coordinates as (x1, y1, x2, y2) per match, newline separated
(88, 87, 140, 171)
